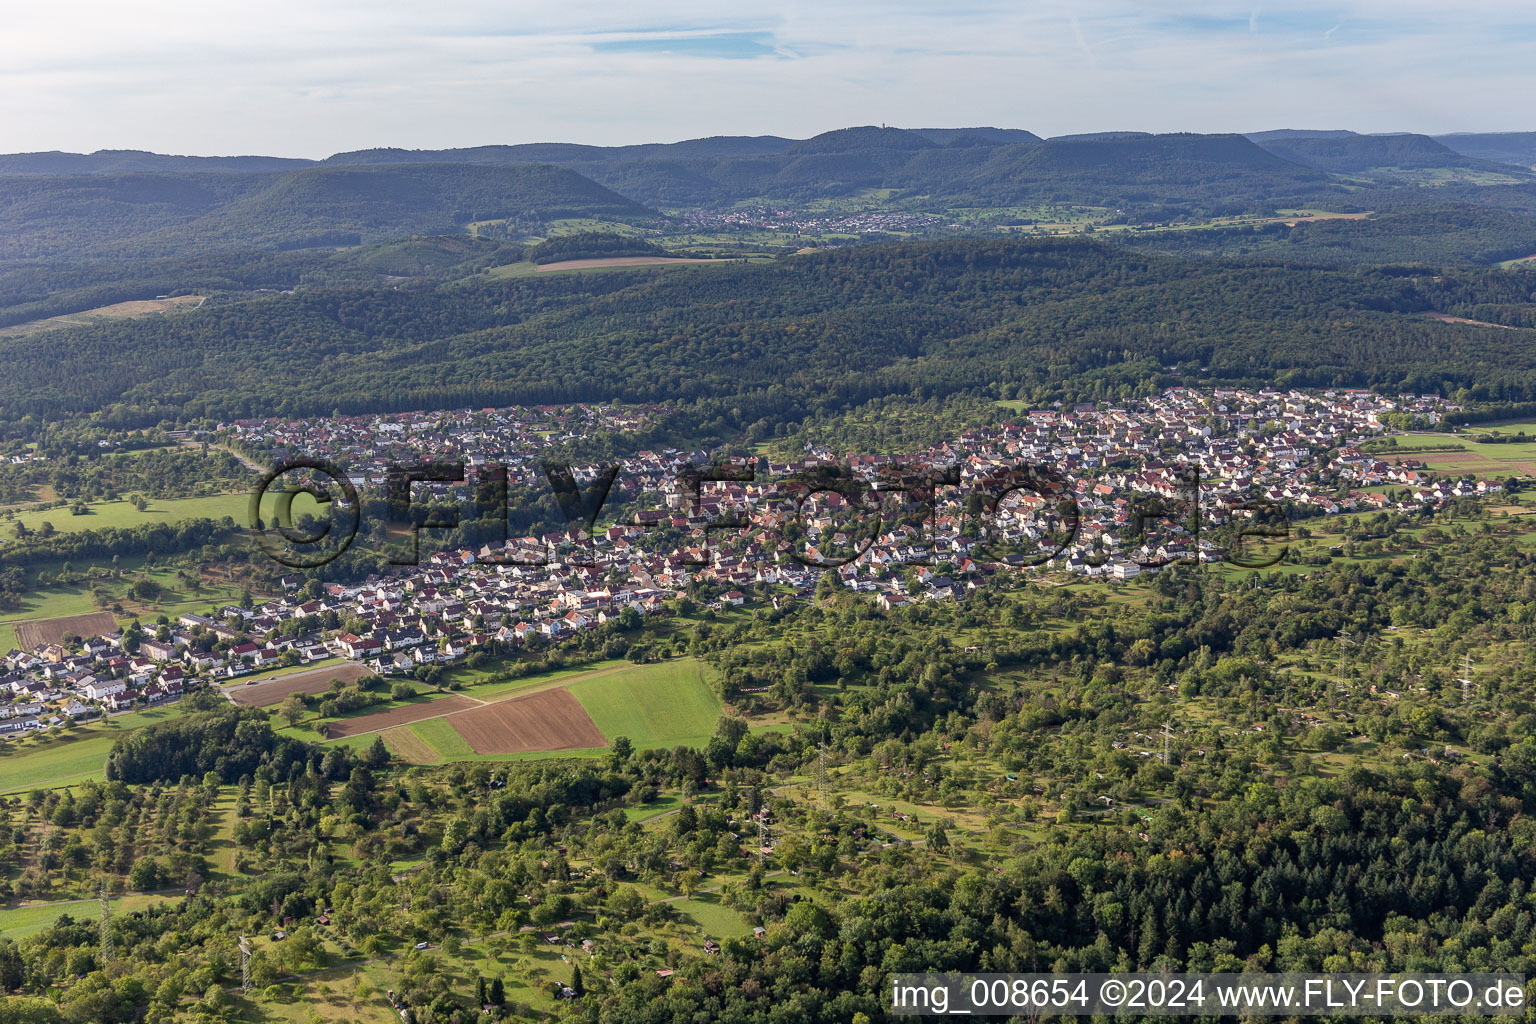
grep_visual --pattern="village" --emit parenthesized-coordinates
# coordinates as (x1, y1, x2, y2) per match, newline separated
(0, 386, 1500, 738)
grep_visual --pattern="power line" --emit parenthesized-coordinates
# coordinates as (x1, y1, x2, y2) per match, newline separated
(239, 934, 253, 992)
(98, 880, 113, 965)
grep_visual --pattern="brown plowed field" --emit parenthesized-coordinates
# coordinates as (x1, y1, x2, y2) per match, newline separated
(448, 689, 606, 753)
(324, 695, 479, 738)
(15, 613, 119, 649)
(226, 662, 370, 706)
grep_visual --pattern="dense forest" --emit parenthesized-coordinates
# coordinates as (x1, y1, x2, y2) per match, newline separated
(3, 237, 1535, 437)
(1118, 203, 1536, 265)
(104, 702, 342, 785)
(0, 164, 651, 261)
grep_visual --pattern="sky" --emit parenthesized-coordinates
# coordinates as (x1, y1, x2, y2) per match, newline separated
(2, 0, 1534, 157)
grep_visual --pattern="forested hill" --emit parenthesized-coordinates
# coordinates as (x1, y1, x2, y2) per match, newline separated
(5, 236, 1536, 432)
(319, 128, 1338, 209)
(0, 150, 310, 175)
(924, 132, 1330, 208)
(1435, 132, 1536, 170)
(5, 128, 1536, 261)
(1250, 133, 1517, 175)
(0, 163, 652, 260)
(0, 128, 1341, 219)
(1118, 203, 1536, 266)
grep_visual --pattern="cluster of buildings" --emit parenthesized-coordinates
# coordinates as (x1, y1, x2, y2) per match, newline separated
(230, 386, 1491, 587)
(0, 388, 1499, 734)
(675, 205, 943, 237)
(227, 402, 665, 490)
(1, 635, 188, 737)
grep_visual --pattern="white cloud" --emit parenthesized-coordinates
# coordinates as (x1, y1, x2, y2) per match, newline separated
(0, 0, 1531, 156)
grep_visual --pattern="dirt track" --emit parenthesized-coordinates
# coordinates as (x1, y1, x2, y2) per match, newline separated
(448, 689, 606, 753)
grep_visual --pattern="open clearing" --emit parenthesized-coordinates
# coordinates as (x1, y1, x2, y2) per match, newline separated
(535, 256, 719, 272)
(15, 611, 118, 648)
(0, 295, 205, 338)
(324, 695, 479, 738)
(1424, 312, 1526, 330)
(672, 895, 755, 939)
(448, 689, 606, 753)
(225, 662, 371, 706)
(408, 717, 476, 759)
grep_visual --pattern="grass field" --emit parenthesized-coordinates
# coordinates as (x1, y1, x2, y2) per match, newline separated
(0, 590, 114, 651)
(0, 705, 185, 792)
(0, 732, 116, 792)
(408, 717, 476, 759)
(670, 895, 754, 940)
(0, 893, 176, 939)
(456, 658, 630, 699)
(318, 658, 723, 762)
(1468, 419, 1536, 436)
(379, 726, 442, 764)
(3, 492, 248, 537)
(1367, 431, 1536, 478)
(568, 659, 722, 751)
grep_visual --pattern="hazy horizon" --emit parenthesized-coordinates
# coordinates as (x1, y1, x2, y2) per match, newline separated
(5, 125, 1536, 163)
(5, 1, 1536, 159)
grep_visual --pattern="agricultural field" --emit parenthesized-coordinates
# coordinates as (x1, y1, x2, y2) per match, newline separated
(1372, 429, 1536, 478)
(323, 695, 480, 739)
(567, 658, 723, 751)
(0, 588, 120, 651)
(313, 658, 725, 762)
(0, 704, 187, 792)
(225, 662, 371, 707)
(0, 567, 252, 651)
(536, 256, 720, 272)
(447, 689, 606, 754)
(405, 716, 477, 760)
(378, 726, 443, 764)
(13, 611, 117, 648)
(0, 731, 116, 792)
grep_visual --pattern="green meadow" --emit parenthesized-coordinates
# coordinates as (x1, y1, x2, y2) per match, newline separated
(569, 658, 723, 751)
(0, 893, 176, 940)
(0, 732, 116, 792)
(0, 706, 185, 793)
(3, 492, 249, 537)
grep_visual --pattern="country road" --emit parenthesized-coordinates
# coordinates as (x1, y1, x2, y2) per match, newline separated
(181, 440, 267, 475)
